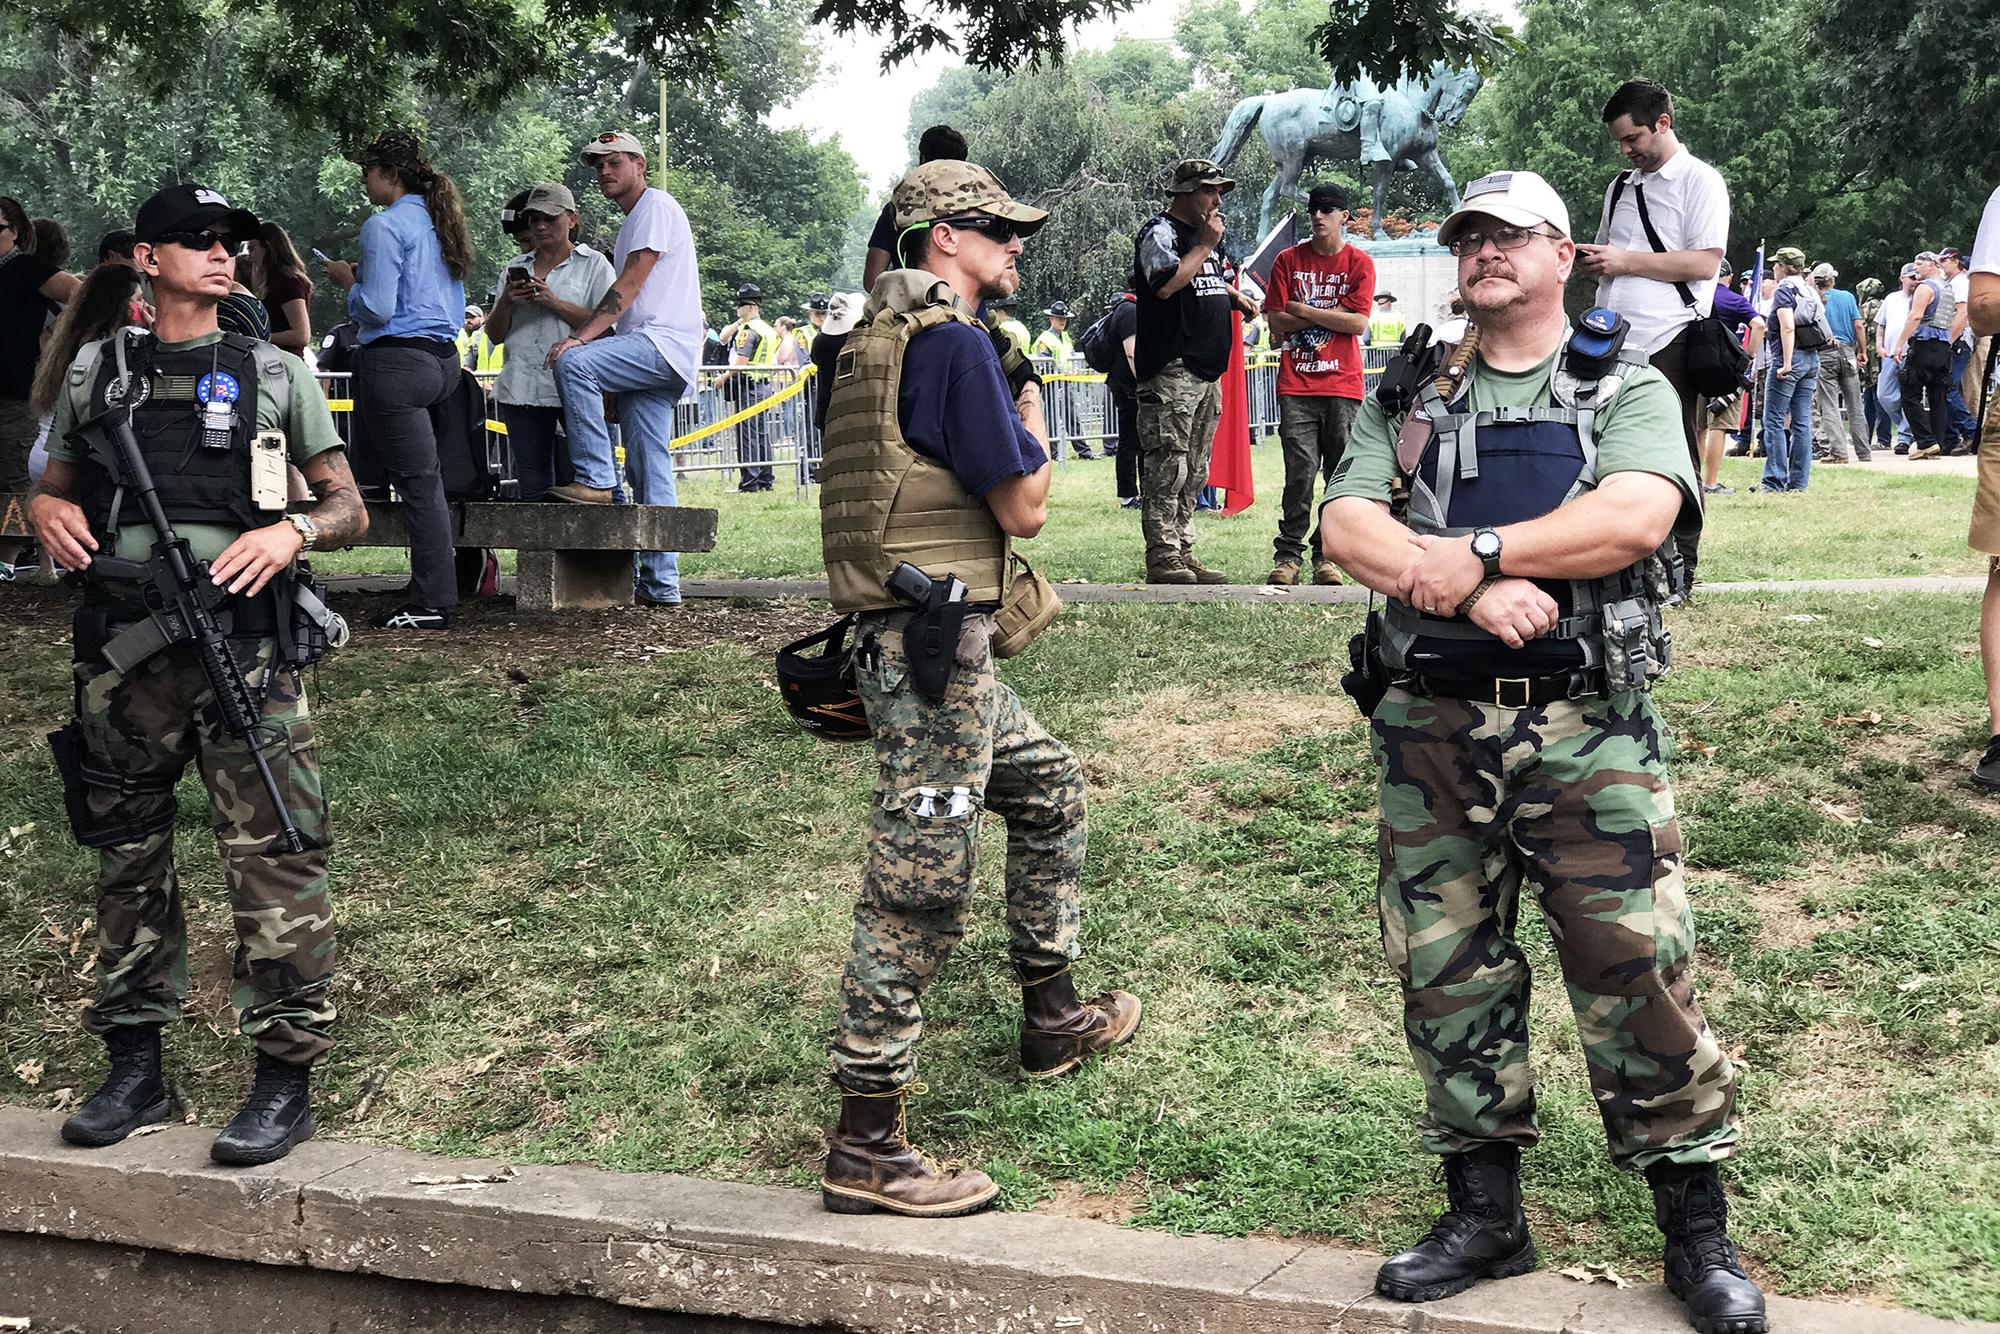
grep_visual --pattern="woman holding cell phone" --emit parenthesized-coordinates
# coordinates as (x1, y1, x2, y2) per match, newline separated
(482, 182, 613, 502)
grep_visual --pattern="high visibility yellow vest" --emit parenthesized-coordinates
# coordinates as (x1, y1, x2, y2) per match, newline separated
(456, 329, 504, 373)
(1033, 328, 1074, 360)
(1368, 312, 1407, 348)
(820, 271, 1012, 612)
(999, 318, 1032, 355)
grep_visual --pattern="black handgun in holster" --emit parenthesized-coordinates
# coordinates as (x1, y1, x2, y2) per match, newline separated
(887, 561, 969, 704)
(1340, 605, 1391, 718)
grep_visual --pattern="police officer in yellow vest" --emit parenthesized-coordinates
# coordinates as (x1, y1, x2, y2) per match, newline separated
(817, 159, 1142, 1219)
(1032, 301, 1075, 363)
(718, 283, 778, 490)
(803, 293, 832, 348)
(1368, 291, 1407, 348)
(989, 292, 1032, 356)
(455, 305, 504, 374)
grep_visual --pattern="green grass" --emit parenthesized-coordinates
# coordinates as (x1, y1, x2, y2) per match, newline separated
(315, 446, 1988, 587)
(2, 587, 1996, 1318)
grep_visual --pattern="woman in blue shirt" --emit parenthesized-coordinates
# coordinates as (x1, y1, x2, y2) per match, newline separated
(323, 127, 473, 631)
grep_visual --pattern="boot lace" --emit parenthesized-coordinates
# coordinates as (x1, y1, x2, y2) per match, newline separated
(1421, 1157, 1499, 1248)
(233, 1063, 303, 1121)
(849, 1081, 952, 1177)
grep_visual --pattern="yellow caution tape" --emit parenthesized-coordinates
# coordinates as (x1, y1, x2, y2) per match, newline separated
(669, 366, 816, 449)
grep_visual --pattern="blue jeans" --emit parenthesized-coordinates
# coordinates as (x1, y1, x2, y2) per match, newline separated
(497, 402, 566, 501)
(1761, 349, 1819, 492)
(1949, 340, 1978, 443)
(553, 334, 690, 601)
(1874, 356, 1910, 446)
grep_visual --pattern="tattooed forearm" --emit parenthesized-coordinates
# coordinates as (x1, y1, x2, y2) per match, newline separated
(592, 288, 625, 319)
(303, 452, 369, 549)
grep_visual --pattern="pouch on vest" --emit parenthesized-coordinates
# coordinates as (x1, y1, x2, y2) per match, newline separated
(1340, 607, 1390, 717)
(991, 554, 1061, 659)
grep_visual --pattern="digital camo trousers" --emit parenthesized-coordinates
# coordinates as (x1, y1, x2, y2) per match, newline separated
(1369, 686, 1739, 1170)
(1137, 360, 1222, 566)
(830, 612, 1085, 1094)
(74, 636, 336, 1065)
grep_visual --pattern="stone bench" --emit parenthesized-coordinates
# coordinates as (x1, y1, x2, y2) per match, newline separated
(2, 494, 719, 611)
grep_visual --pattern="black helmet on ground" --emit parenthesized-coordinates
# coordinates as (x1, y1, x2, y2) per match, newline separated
(776, 617, 869, 742)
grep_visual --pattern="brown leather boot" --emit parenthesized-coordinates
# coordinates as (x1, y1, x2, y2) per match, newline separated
(821, 1085, 999, 1218)
(1180, 553, 1229, 584)
(1019, 966, 1143, 1078)
(1146, 556, 1198, 585)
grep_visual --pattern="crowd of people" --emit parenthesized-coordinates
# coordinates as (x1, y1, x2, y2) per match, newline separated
(7, 71, 2000, 1334)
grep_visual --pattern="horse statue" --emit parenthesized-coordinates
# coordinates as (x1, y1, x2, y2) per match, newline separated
(1211, 63, 1484, 239)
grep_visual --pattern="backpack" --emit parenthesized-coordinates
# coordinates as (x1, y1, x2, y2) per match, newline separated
(348, 365, 511, 500)
(1077, 305, 1121, 373)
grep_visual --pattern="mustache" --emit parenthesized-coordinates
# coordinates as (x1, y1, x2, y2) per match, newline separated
(1468, 262, 1518, 285)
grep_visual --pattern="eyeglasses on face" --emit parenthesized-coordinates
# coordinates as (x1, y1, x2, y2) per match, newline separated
(1309, 203, 1346, 214)
(152, 230, 242, 253)
(1446, 224, 1563, 257)
(936, 214, 1023, 245)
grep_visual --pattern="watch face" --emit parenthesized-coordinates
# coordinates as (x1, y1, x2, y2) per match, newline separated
(1473, 530, 1501, 557)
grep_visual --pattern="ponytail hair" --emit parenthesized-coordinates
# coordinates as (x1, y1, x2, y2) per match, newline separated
(423, 168, 474, 282)
(396, 163, 474, 281)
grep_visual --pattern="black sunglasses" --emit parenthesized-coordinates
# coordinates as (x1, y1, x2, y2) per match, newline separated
(152, 229, 242, 253)
(936, 214, 1024, 245)
(1309, 202, 1346, 214)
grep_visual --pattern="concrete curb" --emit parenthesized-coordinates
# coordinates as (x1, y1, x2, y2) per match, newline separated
(0, 1109, 1984, 1334)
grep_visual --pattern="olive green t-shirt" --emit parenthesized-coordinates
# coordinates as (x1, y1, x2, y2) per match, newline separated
(1322, 347, 1702, 532)
(49, 331, 344, 564)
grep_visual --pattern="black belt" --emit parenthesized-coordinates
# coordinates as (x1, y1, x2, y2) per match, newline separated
(363, 336, 457, 356)
(86, 584, 279, 637)
(1410, 668, 1605, 708)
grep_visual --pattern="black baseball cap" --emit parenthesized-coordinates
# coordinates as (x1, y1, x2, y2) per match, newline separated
(134, 184, 259, 245)
(1306, 183, 1350, 212)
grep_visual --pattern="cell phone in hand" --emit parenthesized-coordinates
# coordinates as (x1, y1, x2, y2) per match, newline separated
(311, 247, 333, 264)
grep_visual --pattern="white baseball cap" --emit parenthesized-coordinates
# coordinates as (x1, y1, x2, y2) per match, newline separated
(1437, 170, 1572, 248)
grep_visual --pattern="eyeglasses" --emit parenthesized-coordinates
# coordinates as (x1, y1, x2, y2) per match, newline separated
(152, 230, 240, 253)
(936, 215, 1024, 245)
(1446, 224, 1564, 257)
(1309, 203, 1346, 214)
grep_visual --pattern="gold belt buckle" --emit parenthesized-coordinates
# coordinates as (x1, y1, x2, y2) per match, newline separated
(1494, 677, 1532, 708)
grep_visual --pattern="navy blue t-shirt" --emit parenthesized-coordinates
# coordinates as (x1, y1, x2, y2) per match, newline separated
(898, 322, 1047, 495)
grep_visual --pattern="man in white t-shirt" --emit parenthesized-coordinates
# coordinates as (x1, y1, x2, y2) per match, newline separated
(1873, 265, 1917, 453)
(547, 130, 706, 605)
(1579, 78, 1729, 575)
(1965, 186, 2000, 790)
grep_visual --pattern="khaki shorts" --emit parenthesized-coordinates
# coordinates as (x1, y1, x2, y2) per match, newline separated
(1972, 436, 2000, 557)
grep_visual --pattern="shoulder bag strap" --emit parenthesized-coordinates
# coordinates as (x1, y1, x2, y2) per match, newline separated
(1623, 177, 1700, 310)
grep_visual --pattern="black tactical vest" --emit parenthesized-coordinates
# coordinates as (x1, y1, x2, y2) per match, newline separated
(78, 332, 263, 538)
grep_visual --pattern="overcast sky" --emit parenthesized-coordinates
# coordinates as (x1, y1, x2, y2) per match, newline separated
(770, 0, 1190, 193)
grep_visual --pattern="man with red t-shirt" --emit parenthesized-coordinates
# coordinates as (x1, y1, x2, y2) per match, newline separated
(1262, 182, 1376, 585)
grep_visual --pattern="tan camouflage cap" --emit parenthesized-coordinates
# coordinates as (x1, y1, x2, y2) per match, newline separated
(891, 160, 1048, 234)
(1167, 158, 1236, 195)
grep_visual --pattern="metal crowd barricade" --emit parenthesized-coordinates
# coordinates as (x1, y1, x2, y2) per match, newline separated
(315, 364, 825, 497)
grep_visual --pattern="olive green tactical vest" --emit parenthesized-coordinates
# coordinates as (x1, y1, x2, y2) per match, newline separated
(821, 270, 1011, 612)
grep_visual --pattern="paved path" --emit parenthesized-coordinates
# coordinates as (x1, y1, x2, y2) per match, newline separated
(0, 1107, 1985, 1334)
(322, 573, 1989, 605)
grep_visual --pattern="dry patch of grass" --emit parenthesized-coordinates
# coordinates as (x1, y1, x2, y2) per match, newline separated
(1096, 686, 1359, 777)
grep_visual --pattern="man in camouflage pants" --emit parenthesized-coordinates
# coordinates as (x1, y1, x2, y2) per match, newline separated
(816, 160, 1140, 1219)
(29, 182, 365, 1167)
(1130, 158, 1261, 585)
(1322, 169, 1765, 1334)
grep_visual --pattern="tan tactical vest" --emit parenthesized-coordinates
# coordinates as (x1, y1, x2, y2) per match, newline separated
(821, 271, 1011, 612)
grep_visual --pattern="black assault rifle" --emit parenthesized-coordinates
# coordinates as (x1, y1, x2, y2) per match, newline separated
(69, 366, 310, 855)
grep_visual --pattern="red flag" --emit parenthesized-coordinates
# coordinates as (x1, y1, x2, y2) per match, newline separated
(1208, 309, 1255, 515)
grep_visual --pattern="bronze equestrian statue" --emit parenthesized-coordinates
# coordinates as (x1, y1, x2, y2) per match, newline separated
(1211, 63, 1484, 238)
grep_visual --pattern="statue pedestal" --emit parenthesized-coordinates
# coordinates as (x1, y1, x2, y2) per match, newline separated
(1354, 235, 1460, 333)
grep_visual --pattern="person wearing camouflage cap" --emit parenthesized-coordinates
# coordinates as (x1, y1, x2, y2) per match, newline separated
(1131, 156, 1259, 584)
(815, 157, 1141, 1221)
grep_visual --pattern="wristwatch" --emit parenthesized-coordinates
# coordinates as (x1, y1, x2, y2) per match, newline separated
(285, 513, 318, 552)
(1470, 527, 1503, 578)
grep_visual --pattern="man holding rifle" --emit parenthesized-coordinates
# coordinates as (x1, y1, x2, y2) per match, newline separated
(27, 183, 365, 1166)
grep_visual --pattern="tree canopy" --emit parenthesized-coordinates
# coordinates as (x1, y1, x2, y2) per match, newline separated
(0, 0, 1515, 138)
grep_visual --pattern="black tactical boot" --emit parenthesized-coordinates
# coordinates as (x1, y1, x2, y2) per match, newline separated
(210, 1052, 316, 1166)
(1376, 1144, 1536, 1302)
(61, 1025, 171, 1147)
(1647, 1162, 1768, 1334)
